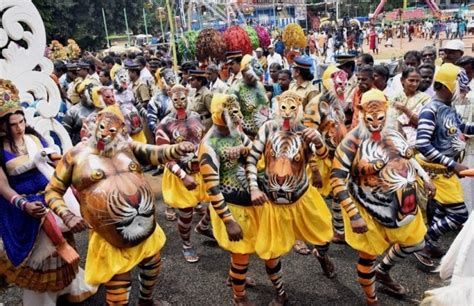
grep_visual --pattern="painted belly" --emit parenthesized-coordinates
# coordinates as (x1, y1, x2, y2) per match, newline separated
(79, 173, 156, 248)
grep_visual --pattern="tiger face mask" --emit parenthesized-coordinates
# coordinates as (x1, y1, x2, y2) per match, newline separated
(275, 91, 304, 131)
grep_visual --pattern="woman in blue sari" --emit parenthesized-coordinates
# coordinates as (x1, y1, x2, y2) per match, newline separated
(0, 79, 95, 305)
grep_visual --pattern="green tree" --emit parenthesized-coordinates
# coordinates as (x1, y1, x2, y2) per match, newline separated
(33, 0, 152, 50)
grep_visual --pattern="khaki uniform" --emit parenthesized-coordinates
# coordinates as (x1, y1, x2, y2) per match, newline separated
(67, 77, 84, 105)
(191, 86, 213, 131)
(289, 80, 319, 108)
(227, 71, 242, 87)
(132, 79, 153, 143)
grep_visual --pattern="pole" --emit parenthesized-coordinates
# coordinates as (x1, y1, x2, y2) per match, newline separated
(336, 0, 339, 22)
(102, 8, 110, 48)
(273, 0, 276, 28)
(143, 8, 149, 37)
(124, 8, 131, 47)
(165, 0, 178, 71)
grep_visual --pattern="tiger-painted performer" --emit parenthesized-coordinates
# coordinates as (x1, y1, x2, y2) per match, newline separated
(304, 65, 348, 244)
(247, 91, 335, 288)
(45, 104, 194, 305)
(331, 89, 436, 305)
(228, 54, 270, 138)
(199, 93, 281, 306)
(155, 85, 210, 263)
(414, 64, 474, 265)
(113, 67, 147, 143)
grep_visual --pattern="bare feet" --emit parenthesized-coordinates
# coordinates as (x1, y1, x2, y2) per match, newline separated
(375, 270, 407, 297)
(268, 292, 288, 306)
(366, 299, 380, 306)
(233, 296, 256, 306)
(138, 298, 170, 306)
(293, 240, 311, 255)
(313, 249, 336, 279)
(56, 242, 80, 265)
(226, 276, 256, 287)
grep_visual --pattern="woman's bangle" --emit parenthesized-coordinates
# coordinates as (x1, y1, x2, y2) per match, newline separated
(10, 195, 28, 211)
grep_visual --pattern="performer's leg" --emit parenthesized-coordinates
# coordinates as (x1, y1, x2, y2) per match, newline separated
(265, 258, 288, 305)
(105, 272, 132, 305)
(178, 207, 199, 262)
(375, 242, 424, 295)
(426, 202, 468, 249)
(357, 252, 378, 305)
(313, 242, 336, 278)
(195, 206, 214, 240)
(177, 207, 193, 247)
(42, 211, 79, 264)
(230, 253, 254, 306)
(138, 253, 162, 304)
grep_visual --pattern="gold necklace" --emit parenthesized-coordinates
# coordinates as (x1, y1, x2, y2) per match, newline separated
(15, 141, 27, 155)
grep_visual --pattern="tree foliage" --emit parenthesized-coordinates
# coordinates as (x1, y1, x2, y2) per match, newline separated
(33, 0, 158, 50)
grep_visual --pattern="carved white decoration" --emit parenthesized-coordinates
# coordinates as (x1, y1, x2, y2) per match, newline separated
(0, 0, 72, 151)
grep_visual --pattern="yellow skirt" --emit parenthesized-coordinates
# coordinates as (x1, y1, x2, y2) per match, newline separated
(255, 186, 333, 260)
(85, 224, 166, 285)
(416, 157, 464, 205)
(317, 157, 333, 197)
(162, 168, 209, 209)
(131, 130, 147, 143)
(342, 202, 426, 256)
(210, 204, 262, 254)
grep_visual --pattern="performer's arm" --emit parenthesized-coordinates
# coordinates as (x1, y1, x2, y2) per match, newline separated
(198, 141, 235, 223)
(45, 151, 75, 219)
(155, 126, 187, 180)
(131, 141, 191, 166)
(416, 107, 456, 168)
(246, 123, 268, 190)
(330, 132, 360, 219)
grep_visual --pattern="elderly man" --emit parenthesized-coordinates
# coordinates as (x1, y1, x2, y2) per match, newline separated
(207, 64, 228, 94)
(256, 47, 268, 71)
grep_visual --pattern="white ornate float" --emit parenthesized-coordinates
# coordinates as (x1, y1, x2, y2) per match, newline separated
(0, 0, 72, 151)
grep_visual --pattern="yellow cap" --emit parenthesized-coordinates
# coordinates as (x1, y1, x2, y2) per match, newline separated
(91, 87, 105, 109)
(211, 93, 229, 126)
(322, 65, 339, 91)
(240, 54, 253, 71)
(434, 63, 461, 94)
(76, 79, 91, 94)
(361, 88, 387, 105)
(98, 104, 125, 124)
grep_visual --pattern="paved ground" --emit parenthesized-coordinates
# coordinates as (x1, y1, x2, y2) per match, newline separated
(0, 173, 455, 305)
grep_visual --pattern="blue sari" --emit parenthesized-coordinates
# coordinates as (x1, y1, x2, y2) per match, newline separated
(0, 135, 49, 267)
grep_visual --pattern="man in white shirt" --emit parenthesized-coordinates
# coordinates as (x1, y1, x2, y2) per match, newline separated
(267, 44, 284, 70)
(137, 56, 155, 89)
(206, 64, 228, 94)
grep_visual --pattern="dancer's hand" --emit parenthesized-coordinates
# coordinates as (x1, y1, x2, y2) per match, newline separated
(424, 181, 436, 199)
(225, 220, 243, 241)
(251, 188, 268, 206)
(182, 174, 198, 190)
(350, 215, 368, 234)
(177, 142, 195, 154)
(453, 163, 469, 177)
(64, 214, 90, 233)
(24, 201, 47, 218)
(226, 146, 246, 160)
(302, 128, 322, 146)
